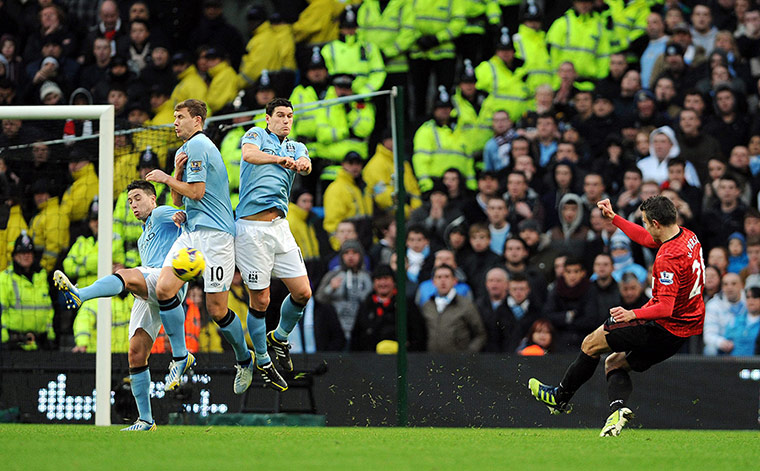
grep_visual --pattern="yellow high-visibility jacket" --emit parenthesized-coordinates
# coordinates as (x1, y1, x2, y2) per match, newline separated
(546, 7, 611, 80)
(0, 205, 27, 271)
(363, 142, 422, 216)
(287, 201, 323, 262)
(0, 266, 54, 346)
(73, 295, 133, 353)
(323, 167, 374, 250)
(397, 0, 467, 61)
(475, 55, 531, 123)
(513, 23, 554, 93)
(238, 21, 296, 88)
(321, 33, 386, 95)
(412, 119, 475, 192)
(357, 0, 413, 74)
(207, 60, 239, 114)
(60, 162, 98, 223)
(29, 197, 69, 272)
(62, 233, 125, 289)
(293, 0, 363, 45)
(315, 87, 375, 165)
(171, 65, 208, 108)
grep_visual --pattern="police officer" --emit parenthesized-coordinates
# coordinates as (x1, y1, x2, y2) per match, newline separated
(475, 27, 531, 129)
(322, 5, 386, 97)
(452, 59, 491, 161)
(513, 0, 554, 93)
(412, 86, 475, 193)
(0, 232, 55, 350)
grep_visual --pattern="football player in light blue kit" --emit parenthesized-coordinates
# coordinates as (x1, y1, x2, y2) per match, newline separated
(236, 97, 312, 391)
(53, 180, 186, 431)
(145, 99, 253, 395)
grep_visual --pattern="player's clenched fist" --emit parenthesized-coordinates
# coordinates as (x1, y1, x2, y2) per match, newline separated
(597, 198, 616, 220)
(145, 169, 170, 184)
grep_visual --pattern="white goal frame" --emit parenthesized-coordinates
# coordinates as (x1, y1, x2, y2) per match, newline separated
(0, 105, 114, 426)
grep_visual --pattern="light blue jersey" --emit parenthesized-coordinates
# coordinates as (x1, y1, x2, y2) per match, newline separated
(138, 206, 182, 268)
(180, 132, 235, 234)
(236, 127, 309, 219)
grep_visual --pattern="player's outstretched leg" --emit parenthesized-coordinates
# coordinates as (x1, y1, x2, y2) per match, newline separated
(54, 270, 127, 310)
(528, 378, 573, 414)
(600, 407, 634, 437)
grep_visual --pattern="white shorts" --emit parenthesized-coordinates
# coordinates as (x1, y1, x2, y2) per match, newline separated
(163, 228, 235, 292)
(235, 218, 307, 290)
(129, 266, 188, 340)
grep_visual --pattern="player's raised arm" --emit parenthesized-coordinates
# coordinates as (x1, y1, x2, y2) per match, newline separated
(597, 199, 658, 248)
(241, 142, 296, 169)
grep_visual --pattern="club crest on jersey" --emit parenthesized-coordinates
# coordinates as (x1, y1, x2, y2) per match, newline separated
(659, 271, 674, 285)
(190, 160, 202, 172)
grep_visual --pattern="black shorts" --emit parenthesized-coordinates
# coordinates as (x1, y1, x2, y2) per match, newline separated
(603, 318, 687, 372)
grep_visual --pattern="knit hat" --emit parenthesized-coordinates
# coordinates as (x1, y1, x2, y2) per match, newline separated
(39, 80, 62, 101)
(340, 238, 364, 255)
(518, 219, 541, 233)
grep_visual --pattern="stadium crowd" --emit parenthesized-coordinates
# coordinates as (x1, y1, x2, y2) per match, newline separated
(1, 0, 760, 357)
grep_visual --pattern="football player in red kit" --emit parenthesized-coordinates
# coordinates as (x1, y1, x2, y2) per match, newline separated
(528, 196, 706, 437)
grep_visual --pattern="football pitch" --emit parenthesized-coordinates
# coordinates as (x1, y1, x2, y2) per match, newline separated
(0, 425, 756, 471)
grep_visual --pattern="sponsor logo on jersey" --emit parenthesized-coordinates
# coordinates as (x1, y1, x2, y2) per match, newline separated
(286, 142, 295, 154)
(659, 271, 674, 285)
(190, 160, 202, 172)
(245, 129, 258, 139)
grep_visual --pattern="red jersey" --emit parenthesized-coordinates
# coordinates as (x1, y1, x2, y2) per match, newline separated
(613, 217, 706, 337)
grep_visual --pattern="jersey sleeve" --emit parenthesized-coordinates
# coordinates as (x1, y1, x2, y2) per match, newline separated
(152, 206, 180, 226)
(295, 142, 310, 161)
(612, 215, 659, 248)
(240, 127, 264, 148)
(185, 140, 208, 184)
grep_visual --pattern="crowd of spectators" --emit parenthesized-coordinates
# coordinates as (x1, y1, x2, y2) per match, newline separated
(1, 0, 760, 357)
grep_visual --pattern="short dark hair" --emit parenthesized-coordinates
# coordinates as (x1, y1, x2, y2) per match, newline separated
(175, 98, 207, 123)
(745, 208, 760, 221)
(746, 236, 760, 248)
(266, 97, 293, 116)
(509, 272, 529, 284)
(624, 166, 643, 178)
(639, 195, 678, 226)
(667, 157, 687, 169)
(126, 179, 156, 196)
(746, 286, 760, 298)
(620, 272, 640, 285)
(563, 255, 584, 269)
(407, 224, 429, 239)
(720, 173, 740, 188)
(433, 264, 456, 278)
(594, 252, 613, 264)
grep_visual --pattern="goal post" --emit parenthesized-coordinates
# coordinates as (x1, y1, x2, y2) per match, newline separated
(0, 105, 114, 426)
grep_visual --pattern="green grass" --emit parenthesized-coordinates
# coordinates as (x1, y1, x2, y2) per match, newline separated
(0, 425, 756, 471)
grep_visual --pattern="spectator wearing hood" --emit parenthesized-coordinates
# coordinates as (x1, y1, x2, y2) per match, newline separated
(704, 83, 751, 157)
(728, 232, 749, 274)
(548, 193, 590, 256)
(637, 125, 700, 187)
(315, 239, 373, 342)
(609, 232, 648, 285)
(0, 233, 55, 350)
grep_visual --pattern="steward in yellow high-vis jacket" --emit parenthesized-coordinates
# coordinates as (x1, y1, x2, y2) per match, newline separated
(238, 14, 296, 89)
(546, 1, 611, 81)
(28, 182, 69, 272)
(363, 135, 422, 217)
(289, 47, 330, 160)
(323, 152, 374, 251)
(169, 52, 208, 108)
(0, 234, 54, 350)
(322, 6, 386, 97)
(513, 2, 554, 93)
(412, 87, 475, 193)
(0, 204, 28, 271)
(315, 76, 375, 183)
(62, 200, 125, 289)
(205, 49, 239, 115)
(72, 295, 133, 353)
(475, 28, 531, 133)
(452, 60, 492, 160)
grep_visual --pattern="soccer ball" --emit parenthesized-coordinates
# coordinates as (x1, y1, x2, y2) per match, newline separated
(172, 247, 205, 282)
